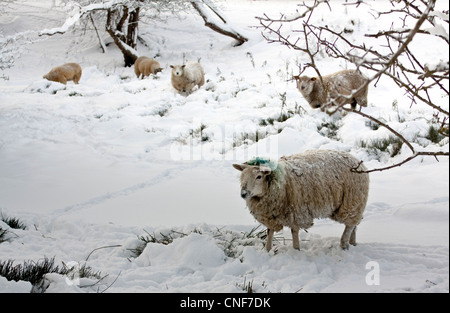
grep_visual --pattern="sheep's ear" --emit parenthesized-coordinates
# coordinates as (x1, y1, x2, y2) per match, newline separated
(259, 166, 272, 176)
(170, 65, 174, 69)
(293, 75, 300, 80)
(233, 164, 248, 172)
(181, 65, 186, 69)
(311, 77, 317, 81)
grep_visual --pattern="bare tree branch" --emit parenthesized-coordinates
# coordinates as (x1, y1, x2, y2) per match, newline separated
(256, 0, 448, 173)
(89, 13, 107, 53)
(36, 0, 248, 66)
(352, 151, 449, 173)
(190, 0, 248, 46)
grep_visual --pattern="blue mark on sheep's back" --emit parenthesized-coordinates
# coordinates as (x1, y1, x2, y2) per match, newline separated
(245, 157, 278, 171)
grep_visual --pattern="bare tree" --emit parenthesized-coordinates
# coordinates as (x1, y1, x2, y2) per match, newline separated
(36, 0, 248, 66)
(257, 0, 449, 172)
(105, 2, 141, 67)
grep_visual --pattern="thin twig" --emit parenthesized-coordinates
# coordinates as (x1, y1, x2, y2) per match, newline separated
(343, 107, 415, 153)
(85, 245, 122, 262)
(257, 0, 448, 173)
(100, 271, 121, 293)
(352, 151, 448, 173)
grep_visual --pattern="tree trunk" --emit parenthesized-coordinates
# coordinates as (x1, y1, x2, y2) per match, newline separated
(106, 6, 139, 67)
(124, 7, 140, 67)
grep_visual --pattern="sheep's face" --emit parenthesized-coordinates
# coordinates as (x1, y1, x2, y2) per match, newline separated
(295, 76, 316, 96)
(170, 65, 185, 77)
(233, 164, 272, 201)
(43, 72, 54, 80)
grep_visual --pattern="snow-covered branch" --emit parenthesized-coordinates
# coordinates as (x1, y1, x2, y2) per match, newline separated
(190, 0, 248, 46)
(38, 1, 126, 36)
(0, 30, 41, 71)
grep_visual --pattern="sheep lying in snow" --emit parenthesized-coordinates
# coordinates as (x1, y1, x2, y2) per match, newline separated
(43, 63, 82, 85)
(134, 56, 162, 79)
(170, 62, 205, 94)
(233, 150, 370, 251)
(294, 69, 368, 111)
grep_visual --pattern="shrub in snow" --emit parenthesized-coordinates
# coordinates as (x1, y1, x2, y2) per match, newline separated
(134, 56, 162, 79)
(0, 214, 26, 243)
(131, 225, 266, 261)
(233, 150, 370, 251)
(0, 257, 102, 293)
(170, 62, 205, 94)
(426, 125, 446, 144)
(43, 62, 82, 85)
(359, 136, 404, 160)
(1, 214, 26, 230)
(0, 227, 7, 243)
(294, 69, 368, 112)
(0, 257, 64, 289)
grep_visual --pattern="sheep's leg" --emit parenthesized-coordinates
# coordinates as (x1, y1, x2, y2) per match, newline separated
(265, 228, 274, 252)
(291, 228, 300, 250)
(340, 225, 355, 250)
(350, 226, 357, 246)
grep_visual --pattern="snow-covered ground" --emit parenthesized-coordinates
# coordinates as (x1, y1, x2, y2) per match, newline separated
(0, 0, 448, 293)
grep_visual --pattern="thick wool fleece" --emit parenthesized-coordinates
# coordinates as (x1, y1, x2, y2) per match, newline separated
(245, 150, 369, 232)
(134, 56, 162, 78)
(170, 62, 205, 94)
(297, 69, 368, 110)
(43, 63, 82, 85)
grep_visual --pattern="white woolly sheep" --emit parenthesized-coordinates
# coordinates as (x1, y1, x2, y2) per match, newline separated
(294, 69, 368, 111)
(134, 56, 162, 79)
(43, 63, 82, 85)
(170, 62, 205, 94)
(233, 150, 370, 251)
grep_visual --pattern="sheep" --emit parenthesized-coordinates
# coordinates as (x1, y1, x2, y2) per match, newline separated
(294, 69, 368, 111)
(43, 63, 82, 85)
(233, 150, 370, 252)
(170, 62, 205, 94)
(134, 56, 162, 79)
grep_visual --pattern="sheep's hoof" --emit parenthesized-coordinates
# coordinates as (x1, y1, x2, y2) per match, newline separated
(340, 242, 350, 250)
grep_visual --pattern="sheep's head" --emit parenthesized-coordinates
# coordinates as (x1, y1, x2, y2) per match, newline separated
(233, 161, 275, 201)
(294, 75, 316, 96)
(170, 65, 185, 77)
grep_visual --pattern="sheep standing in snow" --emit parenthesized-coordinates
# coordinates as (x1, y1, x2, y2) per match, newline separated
(43, 63, 82, 85)
(134, 56, 162, 79)
(233, 150, 370, 251)
(170, 62, 205, 94)
(294, 69, 368, 111)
